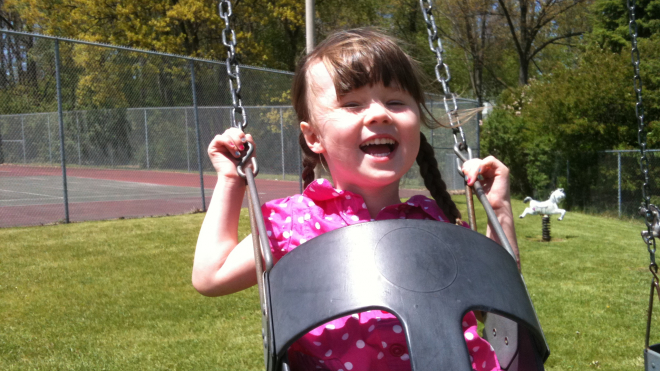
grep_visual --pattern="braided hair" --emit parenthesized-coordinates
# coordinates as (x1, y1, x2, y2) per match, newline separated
(299, 132, 318, 189)
(416, 132, 462, 224)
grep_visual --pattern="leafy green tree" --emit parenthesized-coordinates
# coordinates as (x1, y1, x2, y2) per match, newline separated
(483, 40, 660, 210)
(494, 0, 591, 86)
(592, 0, 660, 51)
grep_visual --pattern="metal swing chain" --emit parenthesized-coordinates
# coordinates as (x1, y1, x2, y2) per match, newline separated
(419, 0, 465, 141)
(627, 0, 657, 270)
(627, 0, 660, 353)
(219, 0, 248, 130)
(219, 2, 274, 369)
(219, 0, 258, 178)
(419, 0, 481, 230)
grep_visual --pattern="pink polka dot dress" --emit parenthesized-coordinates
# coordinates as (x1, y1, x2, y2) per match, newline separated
(262, 179, 501, 371)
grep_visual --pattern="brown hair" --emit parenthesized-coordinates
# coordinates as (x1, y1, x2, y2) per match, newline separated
(292, 28, 461, 224)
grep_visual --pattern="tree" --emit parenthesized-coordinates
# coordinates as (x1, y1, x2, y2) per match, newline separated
(3, 0, 391, 71)
(591, 0, 660, 51)
(483, 41, 660, 209)
(434, 0, 512, 103)
(494, 0, 591, 85)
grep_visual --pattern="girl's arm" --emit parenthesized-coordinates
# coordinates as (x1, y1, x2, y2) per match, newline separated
(462, 156, 521, 269)
(192, 129, 258, 296)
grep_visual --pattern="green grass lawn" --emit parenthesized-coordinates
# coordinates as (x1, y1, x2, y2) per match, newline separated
(0, 198, 653, 370)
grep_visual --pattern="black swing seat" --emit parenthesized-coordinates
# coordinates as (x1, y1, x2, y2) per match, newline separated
(646, 344, 660, 370)
(264, 219, 550, 371)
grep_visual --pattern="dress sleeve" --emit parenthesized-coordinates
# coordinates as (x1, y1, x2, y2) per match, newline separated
(262, 197, 293, 261)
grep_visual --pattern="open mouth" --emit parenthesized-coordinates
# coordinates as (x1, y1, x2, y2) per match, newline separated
(359, 137, 398, 158)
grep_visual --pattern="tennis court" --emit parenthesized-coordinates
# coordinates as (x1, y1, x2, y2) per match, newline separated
(0, 165, 301, 227)
(0, 165, 432, 228)
(1, 164, 432, 228)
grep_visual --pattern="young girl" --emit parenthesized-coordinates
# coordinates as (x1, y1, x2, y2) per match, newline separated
(193, 28, 519, 371)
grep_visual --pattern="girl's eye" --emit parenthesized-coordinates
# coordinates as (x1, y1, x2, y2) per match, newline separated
(387, 100, 405, 106)
(342, 102, 361, 108)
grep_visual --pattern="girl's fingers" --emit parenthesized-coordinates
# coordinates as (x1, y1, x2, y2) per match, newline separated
(461, 156, 506, 186)
(225, 129, 246, 157)
(461, 159, 482, 186)
(209, 128, 249, 158)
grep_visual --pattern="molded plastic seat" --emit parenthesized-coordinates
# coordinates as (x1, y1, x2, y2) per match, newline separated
(645, 344, 660, 370)
(265, 220, 549, 371)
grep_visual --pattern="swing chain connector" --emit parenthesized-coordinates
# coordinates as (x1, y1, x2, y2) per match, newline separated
(452, 128, 470, 180)
(454, 131, 471, 176)
(626, 0, 657, 267)
(419, 0, 462, 131)
(236, 141, 259, 179)
(220, 0, 248, 130)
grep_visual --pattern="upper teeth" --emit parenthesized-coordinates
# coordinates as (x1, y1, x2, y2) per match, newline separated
(361, 138, 395, 146)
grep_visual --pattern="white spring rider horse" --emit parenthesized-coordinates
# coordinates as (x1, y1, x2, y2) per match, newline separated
(519, 188, 567, 221)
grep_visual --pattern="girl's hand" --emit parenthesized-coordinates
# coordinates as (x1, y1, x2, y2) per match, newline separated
(462, 156, 520, 269)
(208, 128, 254, 179)
(461, 156, 511, 210)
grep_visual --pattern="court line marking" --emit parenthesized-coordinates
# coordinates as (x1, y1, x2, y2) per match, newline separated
(0, 188, 61, 198)
(0, 191, 211, 206)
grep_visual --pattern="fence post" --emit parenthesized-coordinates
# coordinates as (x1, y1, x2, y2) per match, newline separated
(190, 60, 206, 212)
(144, 109, 150, 169)
(21, 116, 26, 163)
(618, 151, 622, 217)
(280, 107, 285, 180)
(0, 118, 3, 165)
(185, 108, 191, 172)
(47, 115, 53, 163)
(54, 39, 70, 223)
(76, 111, 81, 165)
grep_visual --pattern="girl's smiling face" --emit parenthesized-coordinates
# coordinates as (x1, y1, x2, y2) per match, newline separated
(301, 61, 421, 192)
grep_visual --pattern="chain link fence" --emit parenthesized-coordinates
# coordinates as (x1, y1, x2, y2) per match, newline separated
(0, 30, 480, 228)
(517, 150, 660, 218)
(586, 150, 660, 218)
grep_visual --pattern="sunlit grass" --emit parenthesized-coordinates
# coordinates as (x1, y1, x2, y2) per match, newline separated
(0, 210, 263, 371)
(0, 197, 652, 370)
(455, 196, 649, 370)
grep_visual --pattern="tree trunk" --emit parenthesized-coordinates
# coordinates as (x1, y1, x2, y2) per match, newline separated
(519, 55, 529, 85)
(283, 23, 303, 72)
(518, 0, 529, 85)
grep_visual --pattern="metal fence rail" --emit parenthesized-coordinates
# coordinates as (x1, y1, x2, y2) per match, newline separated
(593, 150, 660, 217)
(0, 30, 480, 228)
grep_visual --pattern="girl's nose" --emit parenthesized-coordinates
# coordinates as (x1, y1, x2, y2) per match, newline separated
(364, 101, 391, 125)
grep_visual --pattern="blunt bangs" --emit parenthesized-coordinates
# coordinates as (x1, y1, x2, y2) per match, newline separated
(320, 29, 424, 101)
(292, 28, 429, 126)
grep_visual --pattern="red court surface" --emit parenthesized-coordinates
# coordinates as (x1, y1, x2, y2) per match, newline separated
(1, 164, 429, 228)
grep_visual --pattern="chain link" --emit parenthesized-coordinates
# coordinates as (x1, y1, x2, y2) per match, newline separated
(419, 0, 466, 150)
(219, 0, 247, 129)
(627, 0, 657, 267)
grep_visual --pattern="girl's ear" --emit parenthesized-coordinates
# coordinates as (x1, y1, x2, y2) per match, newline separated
(300, 121, 325, 154)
